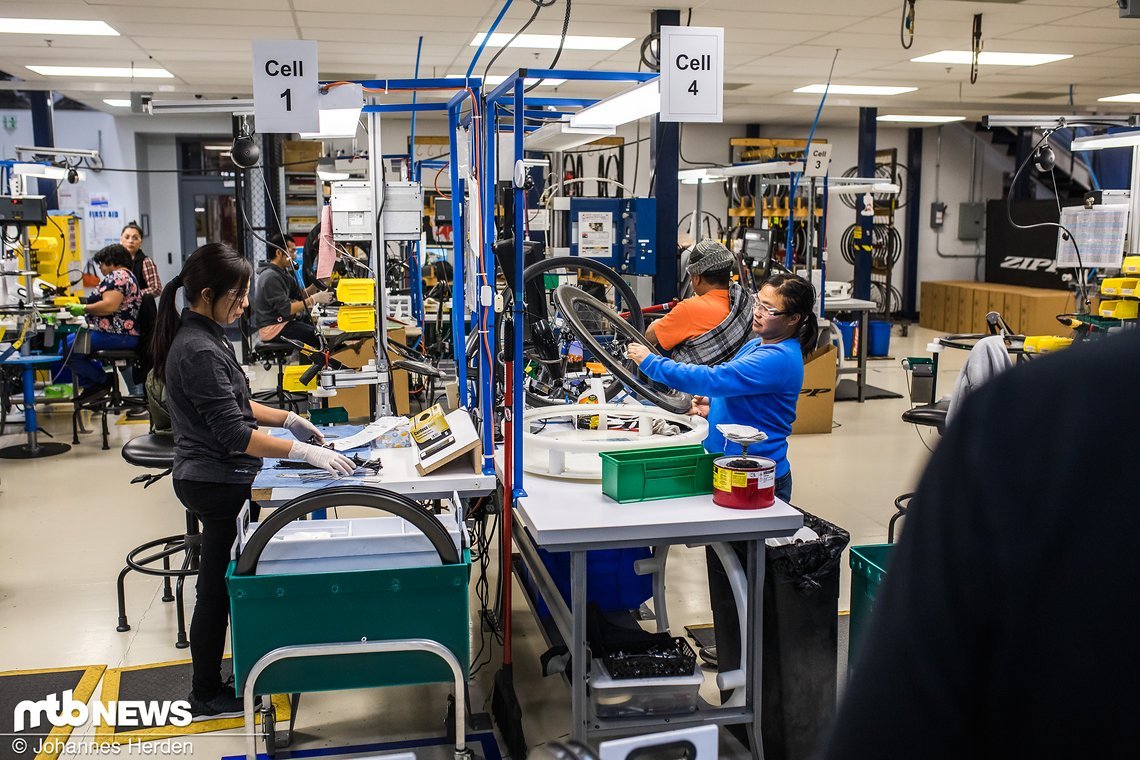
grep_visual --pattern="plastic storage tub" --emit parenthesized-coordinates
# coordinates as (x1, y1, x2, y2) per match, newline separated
(237, 515, 462, 576)
(524, 546, 654, 618)
(600, 444, 718, 503)
(282, 364, 318, 392)
(589, 658, 702, 718)
(336, 278, 376, 305)
(337, 305, 377, 332)
(867, 320, 891, 357)
(1099, 299, 1139, 320)
(848, 543, 894, 664)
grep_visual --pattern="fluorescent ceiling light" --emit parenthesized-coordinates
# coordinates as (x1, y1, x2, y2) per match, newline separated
(0, 18, 118, 36)
(571, 79, 659, 128)
(203, 144, 232, 151)
(524, 120, 615, 152)
(447, 74, 566, 87)
(795, 84, 916, 96)
(911, 50, 1071, 66)
(13, 163, 69, 180)
(316, 157, 350, 181)
(678, 168, 727, 185)
(878, 114, 965, 124)
(148, 98, 254, 115)
(27, 65, 173, 78)
(1071, 131, 1140, 151)
(102, 99, 131, 108)
(470, 33, 633, 51)
(299, 83, 363, 139)
(1098, 93, 1140, 103)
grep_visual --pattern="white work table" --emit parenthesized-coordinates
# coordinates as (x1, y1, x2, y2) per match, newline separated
(822, 296, 878, 403)
(508, 462, 802, 759)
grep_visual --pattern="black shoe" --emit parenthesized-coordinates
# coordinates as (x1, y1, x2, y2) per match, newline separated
(126, 407, 149, 420)
(76, 382, 111, 403)
(187, 688, 246, 721)
(699, 645, 718, 669)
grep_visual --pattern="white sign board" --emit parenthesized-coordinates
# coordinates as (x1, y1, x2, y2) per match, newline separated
(803, 143, 833, 177)
(86, 207, 124, 250)
(577, 211, 614, 258)
(659, 26, 724, 123)
(251, 40, 319, 133)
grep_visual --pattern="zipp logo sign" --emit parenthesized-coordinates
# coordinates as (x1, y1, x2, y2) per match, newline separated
(14, 690, 193, 732)
(1000, 255, 1058, 273)
(800, 388, 832, 398)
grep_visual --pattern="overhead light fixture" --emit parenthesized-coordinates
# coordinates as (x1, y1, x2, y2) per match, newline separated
(316, 157, 351, 181)
(203, 144, 233, 151)
(299, 82, 363, 139)
(570, 79, 660, 128)
(1071, 130, 1140, 151)
(524, 119, 615, 152)
(0, 18, 118, 36)
(794, 84, 916, 96)
(470, 33, 633, 51)
(13, 163, 71, 180)
(1099, 93, 1140, 103)
(27, 65, 173, 78)
(447, 74, 566, 87)
(911, 50, 1072, 66)
(678, 168, 727, 185)
(878, 114, 966, 124)
(102, 99, 131, 108)
(982, 113, 1140, 129)
(148, 98, 255, 115)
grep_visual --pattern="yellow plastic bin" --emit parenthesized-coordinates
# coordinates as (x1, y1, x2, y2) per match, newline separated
(283, 364, 318, 392)
(1099, 300, 1139, 320)
(1123, 256, 1140, 275)
(336, 278, 376, 305)
(337, 306, 377, 332)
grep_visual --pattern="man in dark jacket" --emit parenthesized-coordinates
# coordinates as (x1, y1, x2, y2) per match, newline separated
(251, 235, 332, 348)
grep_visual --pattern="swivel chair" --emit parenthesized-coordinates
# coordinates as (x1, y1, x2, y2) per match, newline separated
(116, 433, 198, 649)
(250, 340, 305, 411)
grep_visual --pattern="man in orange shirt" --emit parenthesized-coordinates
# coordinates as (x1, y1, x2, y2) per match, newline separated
(645, 239, 754, 365)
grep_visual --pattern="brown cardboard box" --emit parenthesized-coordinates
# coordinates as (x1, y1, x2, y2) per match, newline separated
(957, 284, 974, 334)
(920, 281, 943, 331)
(282, 140, 322, 172)
(792, 343, 837, 435)
(328, 329, 412, 421)
(944, 283, 960, 333)
(971, 288, 990, 333)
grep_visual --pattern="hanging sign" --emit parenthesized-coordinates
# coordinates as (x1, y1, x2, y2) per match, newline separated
(659, 26, 724, 123)
(251, 40, 319, 133)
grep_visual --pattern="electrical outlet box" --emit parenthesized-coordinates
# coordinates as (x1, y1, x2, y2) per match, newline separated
(930, 201, 947, 230)
(957, 202, 985, 241)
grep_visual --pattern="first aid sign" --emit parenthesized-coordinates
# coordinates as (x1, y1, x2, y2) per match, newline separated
(659, 26, 724, 123)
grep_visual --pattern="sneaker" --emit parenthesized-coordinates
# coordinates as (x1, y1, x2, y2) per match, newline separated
(125, 407, 149, 420)
(699, 645, 718, 669)
(187, 688, 246, 721)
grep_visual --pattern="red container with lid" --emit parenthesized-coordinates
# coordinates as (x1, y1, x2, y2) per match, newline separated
(712, 455, 776, 510)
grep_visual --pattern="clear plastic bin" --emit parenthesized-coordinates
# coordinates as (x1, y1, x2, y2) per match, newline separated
(589, 659, 702, 718)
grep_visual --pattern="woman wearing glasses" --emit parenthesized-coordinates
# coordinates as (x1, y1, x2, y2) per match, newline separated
(150, 242, 354, 719)
(626, 273, 817, 694)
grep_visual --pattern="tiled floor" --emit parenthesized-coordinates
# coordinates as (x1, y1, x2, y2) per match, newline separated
(0, 326, 965, 759)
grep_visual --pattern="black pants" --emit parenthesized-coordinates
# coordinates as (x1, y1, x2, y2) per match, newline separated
(706, 470, 793, 706)
(173, 478, 257, 699)
(278, 320, 321, 351)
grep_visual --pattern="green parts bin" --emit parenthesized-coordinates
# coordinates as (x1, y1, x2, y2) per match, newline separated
(600, 444, 719, 503)
(848, 543, 895, 666)
(227, 486, 470, 696)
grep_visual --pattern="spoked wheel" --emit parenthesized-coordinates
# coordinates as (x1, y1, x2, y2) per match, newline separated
(553, 285, 692, 415)
(519, 257, 644, 407)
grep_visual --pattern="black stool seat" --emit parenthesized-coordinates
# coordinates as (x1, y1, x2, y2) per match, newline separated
(901, 399, 949, 432)
(254, 340, 295, 358)
(121, 433, 174, 469)
(93, 349, 141, 361)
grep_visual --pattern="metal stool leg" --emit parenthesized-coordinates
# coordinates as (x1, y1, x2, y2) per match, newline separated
(161, 547, 175, 602)
(116, 565, 133, 632)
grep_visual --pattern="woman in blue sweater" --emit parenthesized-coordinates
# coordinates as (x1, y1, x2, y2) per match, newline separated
(627, 273, 817, 688)
(626, 272, 816, 501)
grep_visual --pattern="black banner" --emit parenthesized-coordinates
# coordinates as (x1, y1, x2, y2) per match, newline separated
(984, 199, 1084, 290)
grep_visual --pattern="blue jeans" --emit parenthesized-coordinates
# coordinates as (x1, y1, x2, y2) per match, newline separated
(56, 332, 139, 387)
(775, 471, 793, 503)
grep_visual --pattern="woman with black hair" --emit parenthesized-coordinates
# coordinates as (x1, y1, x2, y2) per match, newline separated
(626, 272, 817, 499)
(58, 243, 142, 400)
(627, 273, 818, 692)
(151, 242, 354, 718)
(120, 221, 163, 298)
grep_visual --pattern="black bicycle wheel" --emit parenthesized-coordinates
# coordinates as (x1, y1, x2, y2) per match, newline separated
(518, 257, 644, 406)
(554, 285, 692, 415)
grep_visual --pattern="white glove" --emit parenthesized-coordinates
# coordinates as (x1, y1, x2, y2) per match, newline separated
(310, 289, 334, 305)
(283, 411, 322, 442)
(289, 441, 356, 476)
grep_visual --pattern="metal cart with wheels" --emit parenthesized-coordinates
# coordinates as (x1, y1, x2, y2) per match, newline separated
(226, 486, 473, 760)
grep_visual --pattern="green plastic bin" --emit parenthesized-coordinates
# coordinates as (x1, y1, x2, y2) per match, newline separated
(227, 550, 471, 696)
(848, 543, 895, 664)
(600, 444, 718, 503)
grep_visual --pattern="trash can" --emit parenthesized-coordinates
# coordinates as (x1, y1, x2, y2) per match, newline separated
(868, 320, 892, 357)
(835, 321, 858, 359)
(762, 509, 850, 760)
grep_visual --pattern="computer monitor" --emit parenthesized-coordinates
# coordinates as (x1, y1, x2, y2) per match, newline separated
(742, 226, 773, 279)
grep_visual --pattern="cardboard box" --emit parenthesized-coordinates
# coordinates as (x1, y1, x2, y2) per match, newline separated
(282, 140, 322, 172)
(792, 343, 837, 435)
(328, 329, 412, 421)
(957, 284, 974, 334)
(920, 281, 943, 331)
(972, 288, 989, 334)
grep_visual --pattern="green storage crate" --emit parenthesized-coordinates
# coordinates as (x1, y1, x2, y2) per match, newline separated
(600, 444, 718, 503)
(227, 549, 470, 696)
(848, 543, 895, 663)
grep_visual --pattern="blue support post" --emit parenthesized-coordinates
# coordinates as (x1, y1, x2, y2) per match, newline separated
(855, 107, 877, 301)
(903, 127, 923, 319)
(29, 91, 58, 208)
(651, 9, 681, 303)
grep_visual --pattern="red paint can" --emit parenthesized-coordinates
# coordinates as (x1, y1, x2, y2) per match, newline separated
(712, 456, 776, 510)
